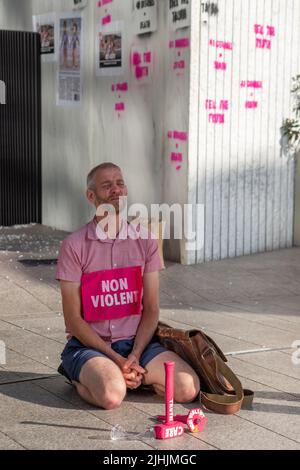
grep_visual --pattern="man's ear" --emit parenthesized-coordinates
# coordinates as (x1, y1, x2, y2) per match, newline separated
(86, 189, 95, 205)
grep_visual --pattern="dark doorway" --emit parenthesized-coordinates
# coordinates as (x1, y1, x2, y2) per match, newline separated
(0, 30, 41, 226)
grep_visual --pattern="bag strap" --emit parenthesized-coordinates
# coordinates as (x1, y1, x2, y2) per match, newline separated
(200, 354, 254, 414)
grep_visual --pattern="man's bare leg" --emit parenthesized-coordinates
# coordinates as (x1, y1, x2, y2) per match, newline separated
(143, 351, 200, 403)
(73, 356, 127, 409)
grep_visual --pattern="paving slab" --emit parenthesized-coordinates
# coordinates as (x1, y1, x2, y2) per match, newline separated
(1, 316, 67, 344)
(230, 350, 300, 382)
(0, 347, 57, 383)
(218, 300, 300, 332)
(228, 356, 300, 396)
(0, 285, 53, 316)
(161, 308, 295, 349)
(231, 376, 300, 445)
(0, 431, 25, 450)
(0, 325, 63, 370)
(0, 380, 153, 450)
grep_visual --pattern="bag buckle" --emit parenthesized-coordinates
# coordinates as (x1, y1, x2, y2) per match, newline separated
(201, 347, 215, 359)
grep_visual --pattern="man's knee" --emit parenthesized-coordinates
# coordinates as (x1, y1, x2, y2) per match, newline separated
(174, 373, 200, 403)
(93, 381, 127, 410)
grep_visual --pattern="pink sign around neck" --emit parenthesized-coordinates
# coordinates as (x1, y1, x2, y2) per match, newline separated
(81, 266, 143, 322)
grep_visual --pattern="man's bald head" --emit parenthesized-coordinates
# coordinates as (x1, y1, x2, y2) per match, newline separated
(87, 163, 122, 191)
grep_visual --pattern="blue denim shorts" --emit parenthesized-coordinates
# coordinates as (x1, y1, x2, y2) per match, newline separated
(61, 336, 167, 383)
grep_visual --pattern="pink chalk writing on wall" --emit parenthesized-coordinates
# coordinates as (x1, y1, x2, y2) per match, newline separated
(214, 61, 226, 71)
(169, 37, 190, 76)
(245, 101, 258, 109)
(115, 103, 125, 111)
(174, 60, 185, 70)
(97, 0, 113, 6)
(135, 66, 149, 79)
(102, 15, 112, 25)
(206, 99, 229, 123)
(168, 130, 188, 170)
(209, 39, 233, 50)
(97, 0, 114, 25)
(209, 114, 224, 124)
(111, 82, 128, 92)
(209, 38, 233, 72)
(240, 79, 263, 110)
(131, 47, 153, 83)
(240, 80, 262, 88)
(111, 82, 128, 117)
(254, 24, 276, 49)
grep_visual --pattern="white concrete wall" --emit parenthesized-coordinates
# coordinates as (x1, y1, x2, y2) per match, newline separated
(32, 0, 165, 232)
(0, 0, 189, 262)
(0, 0, 33, 31)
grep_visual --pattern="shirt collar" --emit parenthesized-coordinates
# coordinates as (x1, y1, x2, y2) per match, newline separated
(86, 216, 135, 243)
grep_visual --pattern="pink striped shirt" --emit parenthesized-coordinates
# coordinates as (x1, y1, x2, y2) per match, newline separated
(56, 217, 162, 344)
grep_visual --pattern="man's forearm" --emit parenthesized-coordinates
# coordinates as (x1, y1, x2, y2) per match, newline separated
(69, 317, 123, 366)
(132, 308, 160, 359)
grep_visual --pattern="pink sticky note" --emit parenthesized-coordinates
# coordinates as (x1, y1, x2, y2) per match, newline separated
(102, 0, 113, 5)
(132, 52, 141, 66)
(143, 52, 152, 63)
(175, 38, 190, 48)
(115, 103, 125, 111)
(135, 66, 149, 80)
(102, 15, 111, 25)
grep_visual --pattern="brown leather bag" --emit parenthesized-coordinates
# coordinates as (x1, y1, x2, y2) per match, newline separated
(155, 322, 254, 415)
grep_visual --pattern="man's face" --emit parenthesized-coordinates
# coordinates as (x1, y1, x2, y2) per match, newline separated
(90, 168, 128, 214)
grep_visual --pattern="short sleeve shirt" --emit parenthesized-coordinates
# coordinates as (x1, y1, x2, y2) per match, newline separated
(56, 218, 163, 344)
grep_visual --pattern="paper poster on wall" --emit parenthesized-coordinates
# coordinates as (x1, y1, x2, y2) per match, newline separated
(168, 0, 191, 31)
(96, 21, 124, 77)
(57, 12, 82, 106)
(133, 0, 158, 35)
(33, 12, 56, 62)
(130, 46, 153, 83)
